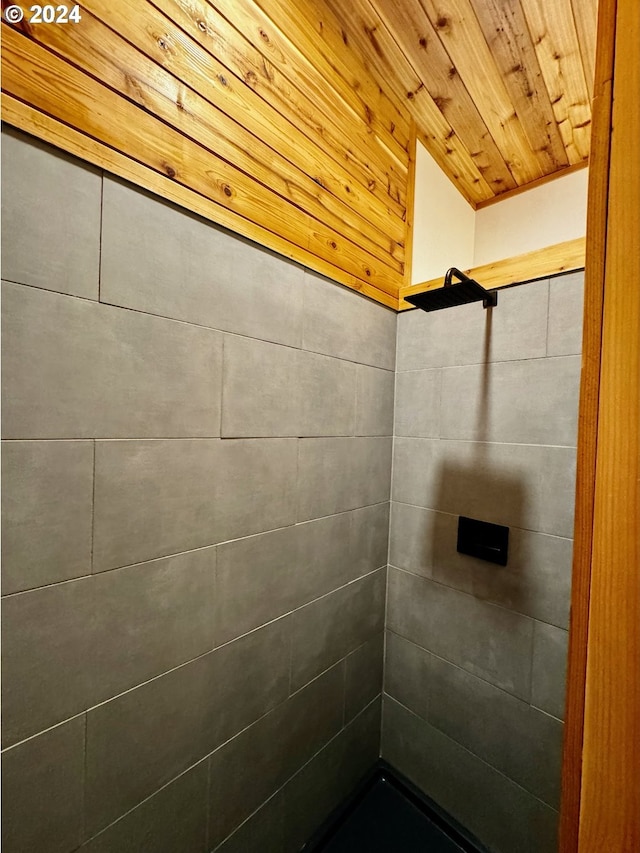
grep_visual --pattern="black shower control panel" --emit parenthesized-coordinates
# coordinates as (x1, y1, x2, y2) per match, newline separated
(456, 516, 509, 566)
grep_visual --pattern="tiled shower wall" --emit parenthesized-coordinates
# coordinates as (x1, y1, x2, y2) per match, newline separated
(383, 273, 583, 853)
(1, 127, 396, 853)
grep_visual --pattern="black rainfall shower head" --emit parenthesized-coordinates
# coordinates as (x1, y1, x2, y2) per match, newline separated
(405, 267, 498, 313)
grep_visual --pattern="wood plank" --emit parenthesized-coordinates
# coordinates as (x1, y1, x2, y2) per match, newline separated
(578, 0, 640, 845)
(558, 2, 617, 848)
(475, 160, 588, 210)
(469, 0, 569, 173)
(398, 237, 585, 308)
(84, 0, 406, 252)
(250, 0, 412, 154)
(325, 0, 496, 206)
(26, 1, 405, 273)
(570, 0, 598, 98)
(416, 0, 544, 185)
(520, 0, 592, 164)
(94, 0, 403, 250)
(157, 0, 407, 219)
(403, 122, 417, 290)
(204, 0, 409, 181)
(235, 0, 411, 165)
(371, 0, 520, 194)
(1, 24, 403, 297)
(1, 94, 398, 309)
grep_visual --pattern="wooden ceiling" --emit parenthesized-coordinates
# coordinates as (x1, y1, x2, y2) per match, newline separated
(327, 0, 597, 207)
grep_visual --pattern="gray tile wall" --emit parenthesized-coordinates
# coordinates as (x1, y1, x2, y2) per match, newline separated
(384, 274, 583, 853)
(2, 125, 583, 853)
(1, 127, 394, 853)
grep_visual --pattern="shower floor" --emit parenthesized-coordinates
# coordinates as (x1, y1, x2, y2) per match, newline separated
(315, 776, 470, 853)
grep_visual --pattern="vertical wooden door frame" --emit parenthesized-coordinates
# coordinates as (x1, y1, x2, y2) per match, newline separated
(560, 0, 640, 849)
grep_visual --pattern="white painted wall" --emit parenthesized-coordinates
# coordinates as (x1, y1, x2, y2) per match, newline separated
(411, 140, 588, 284)
(411, 141, 475, 284)
(473, 168, 588, 267)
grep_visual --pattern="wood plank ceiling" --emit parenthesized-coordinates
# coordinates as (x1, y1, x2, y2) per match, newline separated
(1, 0, 597, 308)
(327, 0, 597, 207)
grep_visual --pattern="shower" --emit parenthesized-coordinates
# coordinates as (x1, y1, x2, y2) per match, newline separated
(405, 267, 498, 312)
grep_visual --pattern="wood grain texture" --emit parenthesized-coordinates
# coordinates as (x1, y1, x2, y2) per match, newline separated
(520, 0, 592, 164)
(1, 0, 410, 305)
(323, 0, 495, 206)
(344, 0, 595, 204)
(1, 93, 398, 310)
(577, 0, 640, 845)
(558, 2, 616, 849)
(398, 237, 585, 309)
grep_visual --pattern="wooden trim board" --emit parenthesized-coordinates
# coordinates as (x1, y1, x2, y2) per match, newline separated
(560, 0, 640, 848)
(398, 237, 585, 309)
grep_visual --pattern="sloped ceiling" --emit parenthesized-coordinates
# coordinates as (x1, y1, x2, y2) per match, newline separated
(327, 0, 597, 207)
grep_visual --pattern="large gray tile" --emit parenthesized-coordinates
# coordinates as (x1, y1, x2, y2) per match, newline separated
(547, 271, 585, 356)
(440, 356, 581, 446)
(86, 618, 290, 835)
(290, 569, 385, 691)
(297, 437, 392, 521)
(214, 438, 299, 543)
(389, 502, 438, 578)
(208, 663, 344, 849)
(213, 792, 284, 853)
(302, 270, 396, 369)
(2, 283, 222, 439)
(93, 440, 218, 570)
(101, 177, 304, 347)
(397, 279, 549, 370)
(396, 309, 433, 373)
(282, 698, 380, 852)
(350, 503, 390, 577)
(351, 437, 393, 508)
(387, 569, 534, 700)
(355, 365, 395, 436)
(93, 438, 297, 571)
(80, 763, 208, 853)
(392, 437, 577, 538)
(1, 440, 93, 594)
(297, 437, 354, 520)
(2, 549, 216, 747)
(345, 633, 384, 721)
(214, 511, 355, 646)
(2, 579, 93, 747)
(91, 549, 216, 701)
(382, 697, 558, 853)
(431, 514, 573, 629)
(297, 349, 357, 436)
(428, 656, 563, 807)
(487, 279, 549, 364)
(394, 369, 441, 437)
(1, 717, 85, 853)
(384, 632, 430, 719)
(532, 621, 569, 720)
(214, 525, 299, 645)
(390, 438, 440, 513)
(221, 335, 298, 437)
(1, 127, 101, 299)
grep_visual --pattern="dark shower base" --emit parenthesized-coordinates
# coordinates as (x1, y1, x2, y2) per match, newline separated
(304, 761, 487, 853)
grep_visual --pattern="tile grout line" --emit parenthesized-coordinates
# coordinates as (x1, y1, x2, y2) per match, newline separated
(1, 568, 387, 754)
(97, 170, 104, 303)
(89, 440, 96, 574)
(387, 563, 570, 631)
(1, 279, 395, 372)
(385, 694, 561, 810)
(384, 626, 565, 721)
(1, 501, 392, 599)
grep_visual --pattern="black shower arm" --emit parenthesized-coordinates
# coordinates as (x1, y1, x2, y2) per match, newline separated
(444, 267, 473, 287)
